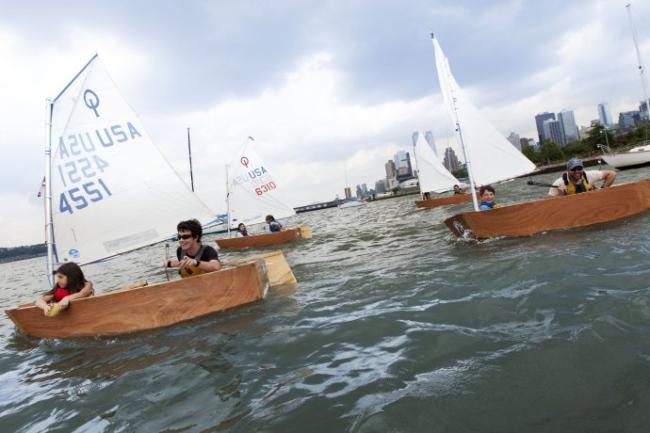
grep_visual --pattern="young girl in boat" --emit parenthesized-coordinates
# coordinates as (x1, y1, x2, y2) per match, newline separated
(479, 185, 501, 211)
(34, 262, 94, 316)
(236, 223, 249, 237)
(265, 215, 283, 232)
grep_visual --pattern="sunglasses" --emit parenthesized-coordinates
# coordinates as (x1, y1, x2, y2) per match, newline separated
(177, 234, 194, 240)
(569, 167, 583, 172)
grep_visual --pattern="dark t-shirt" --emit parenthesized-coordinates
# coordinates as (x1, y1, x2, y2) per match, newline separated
(176, 244, 219, 262)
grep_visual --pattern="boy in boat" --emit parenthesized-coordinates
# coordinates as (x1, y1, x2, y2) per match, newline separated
(265, 215, 283, 232)
(547, 158, 617, 197)
(478, 185, 500, 210)
(165, 219, 221, 278)
(236, 223, 249, 237)
(453, 185, 466, 195)
(35, 262, 93, 316)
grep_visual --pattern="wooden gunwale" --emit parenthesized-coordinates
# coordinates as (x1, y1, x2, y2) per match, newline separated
(415, 194, 471, 209)
(444, 179, 650, 239)
(216, 226, 307, 250)
(5, 261, 269, 339)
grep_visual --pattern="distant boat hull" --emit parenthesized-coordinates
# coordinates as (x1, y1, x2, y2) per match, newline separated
(602, 146, 650, 169)
(416, 194, 471, 208)
(216, 225, 312, 250)
(5, 261, 269, 339)
(444, 180, 650, 239)
(339, 200, 365, 209)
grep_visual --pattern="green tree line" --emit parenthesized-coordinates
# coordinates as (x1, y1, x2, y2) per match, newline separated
(0, 244, 47, 263)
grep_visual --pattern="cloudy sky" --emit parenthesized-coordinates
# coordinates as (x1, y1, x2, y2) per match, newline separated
(1, 0, 649, 247)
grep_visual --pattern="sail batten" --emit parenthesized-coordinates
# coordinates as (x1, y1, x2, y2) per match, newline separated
(432, 37, 535, 187)
(48, 55, 215, 265)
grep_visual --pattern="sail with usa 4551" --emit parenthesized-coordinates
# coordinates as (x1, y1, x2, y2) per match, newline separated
(47, 54, 215, 268)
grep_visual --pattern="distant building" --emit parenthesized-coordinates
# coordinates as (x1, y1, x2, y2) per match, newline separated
(384, 160, 397, 179)
(375, 179, 387, 194)
(344, 187, 352, 200)
(640, 101, 649, 120)
(619, 111, 641, 130)
(356, 184, 363, 199)
(597, 103, 613, 127)
(542, 119, 565, 146)
(535, 112, 556, 144)
(558, 109, 579, 143)
(443, 147, 461, 172)
(394, 150, 413, 181)
(507, 132, 521, 150)
(361, 183, 368, 195)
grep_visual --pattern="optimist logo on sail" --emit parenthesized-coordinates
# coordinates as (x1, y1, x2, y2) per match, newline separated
(84, 89, 101, 117)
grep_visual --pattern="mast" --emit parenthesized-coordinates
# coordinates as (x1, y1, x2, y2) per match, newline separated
(431, 33, 479, 211)
(626, 3, 650, 123)
(412, 132, 422, 198)
(225, 163, 231, 238)
(187, 127, 195, 192)
(44, 98, 55, 284)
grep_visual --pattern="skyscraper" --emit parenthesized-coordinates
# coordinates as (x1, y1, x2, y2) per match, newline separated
(443, 147, 461, 172)
(597, 103, 613, 127)
(557, 110, 579, 143)
(535, 112, 555, 144)
(385, 160, 397, 179)
(394, 150, 413, 181)
(542, 119, 565, 146)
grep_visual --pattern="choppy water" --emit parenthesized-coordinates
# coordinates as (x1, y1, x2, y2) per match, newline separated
(2, 167, 650, 433)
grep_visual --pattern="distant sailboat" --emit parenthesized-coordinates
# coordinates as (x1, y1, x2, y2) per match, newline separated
(218, 137, 311, 249)
(5, 54, 271, 338)
(412, 131, 471, 208)
(601, 3, 650, 169)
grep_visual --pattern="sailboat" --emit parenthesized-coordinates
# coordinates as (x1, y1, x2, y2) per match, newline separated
(5, 55, 272, 338)
(216, 137, 311, 250)
(412, 131, 471, 208)
(601, 3, 650, 169)
(429, 34, 650, 239)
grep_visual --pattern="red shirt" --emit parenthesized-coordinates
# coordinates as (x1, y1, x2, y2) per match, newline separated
(53, 286, 72, 302)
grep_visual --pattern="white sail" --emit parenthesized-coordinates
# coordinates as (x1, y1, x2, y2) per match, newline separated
(49, 55, 215, 265)
(413, 132, 459, 193)
(432, 36, 536, 186)
(227, 137, 296, 228)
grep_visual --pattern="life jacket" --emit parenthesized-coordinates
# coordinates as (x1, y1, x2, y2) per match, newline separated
(53, 286, 72, 302)
(562, 172, 594, 195)
(269, 221, 283, 232)
(178, 244, 206, 278)
(479, 201, 501, 210)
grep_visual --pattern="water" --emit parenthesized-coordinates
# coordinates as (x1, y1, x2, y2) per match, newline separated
(2, 168, 650, 432)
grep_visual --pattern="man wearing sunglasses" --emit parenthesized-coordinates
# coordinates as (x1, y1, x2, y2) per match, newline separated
(547, 158, 617, 197)
(165, 219, 221, 278)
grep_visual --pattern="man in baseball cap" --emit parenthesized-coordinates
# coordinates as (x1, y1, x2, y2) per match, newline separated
(548, 158, 617, 196)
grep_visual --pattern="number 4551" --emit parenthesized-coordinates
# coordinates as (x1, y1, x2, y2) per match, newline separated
(59, 179, 112, 214)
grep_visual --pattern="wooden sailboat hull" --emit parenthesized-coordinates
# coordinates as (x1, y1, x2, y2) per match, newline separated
(223, 250, 297, 288)
(216, 225, 311, 250)
(5, 261, 269, 339)
(416, 194, 471, 208)
(445, 180, 650, 239)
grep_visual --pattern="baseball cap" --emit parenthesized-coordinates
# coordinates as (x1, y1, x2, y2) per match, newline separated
(567, 158, 583, 170)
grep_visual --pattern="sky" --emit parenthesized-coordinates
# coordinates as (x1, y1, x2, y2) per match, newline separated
(1, 0, 649, 247)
